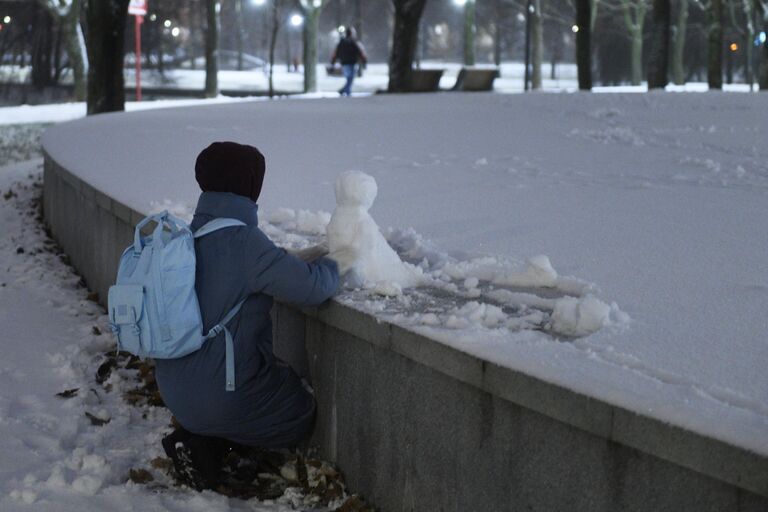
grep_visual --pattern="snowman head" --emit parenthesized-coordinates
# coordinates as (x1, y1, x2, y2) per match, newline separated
(335, 171, 377, 210)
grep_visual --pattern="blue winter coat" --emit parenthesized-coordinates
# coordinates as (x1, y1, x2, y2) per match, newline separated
(155, 191, 339, 448)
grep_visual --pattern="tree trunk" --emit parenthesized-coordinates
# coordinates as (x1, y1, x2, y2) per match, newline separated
(235, 0, 244, 71)
(31, 5, 55, 88)
(38, 0, 88, 100)
(493, 2, 502, 67)
(576, 0, 592, 90)
(387, 0, 428, 93)
(268, 0, 281, 97)
(760, 8, 768, 90)
(205, 0, 219, 98)
(707, 0, 723, 89)
(671, 0, 688, 85)
(65, 0, 87, 101)
(85, 0, 130, 115)
(622, 1, 648, 86)
(742, 0, 755, 89)
(531, 0, 543, 89)
(303, 6, 320, 93)
(630, 28, 643, 84)
(647, 0, 671, 88)
(463, 0, 475, 66)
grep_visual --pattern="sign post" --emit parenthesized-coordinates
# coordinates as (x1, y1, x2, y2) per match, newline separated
(128, 0, 148, 102)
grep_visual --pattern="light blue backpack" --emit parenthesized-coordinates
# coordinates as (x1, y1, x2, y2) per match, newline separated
(108, 211, 245, 391)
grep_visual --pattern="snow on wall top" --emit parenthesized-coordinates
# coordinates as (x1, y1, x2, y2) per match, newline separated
(42, 92, 768, 454)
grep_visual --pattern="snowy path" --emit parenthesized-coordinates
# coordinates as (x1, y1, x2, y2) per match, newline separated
(0, 160, 299, 511)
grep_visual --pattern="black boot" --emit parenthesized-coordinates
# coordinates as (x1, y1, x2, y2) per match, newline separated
(162, 427, 230, 491)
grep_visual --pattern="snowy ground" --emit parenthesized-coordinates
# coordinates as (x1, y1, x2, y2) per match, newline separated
(36, 91, 768, 459)
(0, 135, 366, 511)
(1, 89, 767, 508)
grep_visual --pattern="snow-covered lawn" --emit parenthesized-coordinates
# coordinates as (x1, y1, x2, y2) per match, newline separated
(37, 91, 768, 457)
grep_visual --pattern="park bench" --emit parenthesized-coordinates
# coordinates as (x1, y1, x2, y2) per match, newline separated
(407, 69, 445, 92)
(451, 67, 500, 91)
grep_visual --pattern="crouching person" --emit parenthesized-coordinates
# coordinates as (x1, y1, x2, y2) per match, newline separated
(156, 142, 339, 490)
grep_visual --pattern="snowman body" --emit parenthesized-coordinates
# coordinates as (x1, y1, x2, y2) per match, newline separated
(327, 171, 420, 288)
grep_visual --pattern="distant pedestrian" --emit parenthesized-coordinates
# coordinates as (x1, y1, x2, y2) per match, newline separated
(330, 26, 367, 96)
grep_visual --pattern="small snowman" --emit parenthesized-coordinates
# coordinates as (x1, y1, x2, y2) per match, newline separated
(327, 171, 421, 294)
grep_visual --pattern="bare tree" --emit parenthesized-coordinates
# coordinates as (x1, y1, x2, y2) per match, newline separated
(692, 0, 723, 88)
(728, 0, 757, 89)
(760, 0, 768, 90)
(268, 0, 286, 97)
(38, 0, 87, 101)
(575, 0, 593, 89)
(388, 0, 429, 92)
(671, 0, 689, 85)
(647, 0, 671, 88)
(204, 0, 219, 98)
(618, 0, 649, 85)
(298, 0, 324, 93)
(532, 0, 544, 88)
(85, 0, 130, 115)
(462, 0, 476, 66)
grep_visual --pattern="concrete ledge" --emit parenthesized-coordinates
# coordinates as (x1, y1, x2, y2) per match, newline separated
(43, 141, 768, 510)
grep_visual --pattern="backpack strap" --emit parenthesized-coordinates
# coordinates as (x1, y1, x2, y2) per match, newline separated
(195, 217, 247, 391)
(194, 218, 246, 238)
(204, 299, 246, 391)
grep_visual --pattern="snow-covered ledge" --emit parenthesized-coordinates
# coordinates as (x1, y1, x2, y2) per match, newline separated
(41, 98, 768, 510)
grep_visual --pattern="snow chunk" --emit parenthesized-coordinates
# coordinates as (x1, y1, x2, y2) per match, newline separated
(551, 295, 611, 337)
(494, 255, 558, 288)
(327, 171, 422, 292)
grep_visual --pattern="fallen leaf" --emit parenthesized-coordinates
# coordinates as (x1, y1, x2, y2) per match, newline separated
(85, 411, 110, 426)
(128, 468, 154, 484)
(55, 388, 79, 399)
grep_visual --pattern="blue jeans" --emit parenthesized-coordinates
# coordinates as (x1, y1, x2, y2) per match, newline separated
(340, 64, 356, 96)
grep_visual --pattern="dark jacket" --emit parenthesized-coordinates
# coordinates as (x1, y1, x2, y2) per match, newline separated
(155, 191, 339, 448)
(334, 37, 365, 65)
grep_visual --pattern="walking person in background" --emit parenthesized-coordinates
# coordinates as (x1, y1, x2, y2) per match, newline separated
(330, 26, 367, 96)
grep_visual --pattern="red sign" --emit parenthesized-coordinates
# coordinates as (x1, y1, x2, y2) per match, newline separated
(128, 0, 147, 16)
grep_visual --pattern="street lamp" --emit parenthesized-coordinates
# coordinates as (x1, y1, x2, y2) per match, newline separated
(251, 0, 266, 4)
(3, 15, 10, 24)
(290, 13, 304, 27)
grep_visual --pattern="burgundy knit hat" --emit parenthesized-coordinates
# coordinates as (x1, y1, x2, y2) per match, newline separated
(195, 141, 266, 202)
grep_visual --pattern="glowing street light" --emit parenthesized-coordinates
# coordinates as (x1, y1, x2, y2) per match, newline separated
(729, 42, 739, 52)
(149, 13, 157, 22)
(453, 0, 467, 5)
(572, 24, 579, 33)
(3, 15, 10, 24)
(163, 19, 172, 28)
(171, 27, 181, 37)
(251, 0, 266, 5)
(289, 13, 304, 27)
(760, 32, 767, 44)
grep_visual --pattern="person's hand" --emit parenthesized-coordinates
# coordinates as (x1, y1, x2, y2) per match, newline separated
(327, 247, 357, 275)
